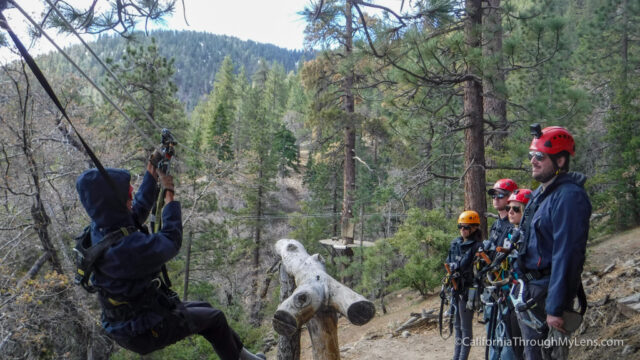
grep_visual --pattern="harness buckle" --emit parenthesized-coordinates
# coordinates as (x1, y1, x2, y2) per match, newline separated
(150, 278, 162, 289)
(509, 279, 546, 333)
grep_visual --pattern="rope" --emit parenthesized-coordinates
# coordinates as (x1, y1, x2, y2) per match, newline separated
(0, 8, 130, 215)
(43, 0, 164, 134)
(9, 0, 156, 149)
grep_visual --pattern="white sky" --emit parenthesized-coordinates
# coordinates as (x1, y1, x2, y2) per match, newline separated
(0, 0, 309, 62)
(0, 0, 405, 61)
(166, 0, 308, 50)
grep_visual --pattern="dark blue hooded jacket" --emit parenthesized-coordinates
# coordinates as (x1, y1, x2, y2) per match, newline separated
(446, 233, 482, 290)
(488, 216, 513, 248)
(518, 172, 591, 317)
(76, 168, 182, 337)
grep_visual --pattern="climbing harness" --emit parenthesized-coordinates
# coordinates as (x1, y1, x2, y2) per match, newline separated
(509, 279, 546, 333)
(438, 281, 455, 340)
(73, 226, 137, 292)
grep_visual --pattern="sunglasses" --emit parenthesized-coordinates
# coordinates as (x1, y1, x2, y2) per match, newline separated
(491, 193, 507, 199)
(458, 224, 474, 230)
(505, 205, 522, 213)
(528, 151, 547, 162)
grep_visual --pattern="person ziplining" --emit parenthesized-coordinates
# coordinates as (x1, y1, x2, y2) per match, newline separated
(0, 2, 266, 358)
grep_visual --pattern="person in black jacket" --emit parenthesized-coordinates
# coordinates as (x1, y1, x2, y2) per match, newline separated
(447, 210, 482, 360)
(485, 179, 518, 360)
(76, 156, 265, 360)
(514, 125, 591, 360)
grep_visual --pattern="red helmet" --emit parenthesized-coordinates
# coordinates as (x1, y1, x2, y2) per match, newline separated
(488, 178, 518, 196)
(529, 126, 575, 156)
(507, 189, 532, 205)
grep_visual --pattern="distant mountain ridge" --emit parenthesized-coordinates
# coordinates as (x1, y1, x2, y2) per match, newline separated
(39, 30, 313, 111)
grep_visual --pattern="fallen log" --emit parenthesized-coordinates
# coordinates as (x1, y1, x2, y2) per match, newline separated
(273, 239, 376, 360)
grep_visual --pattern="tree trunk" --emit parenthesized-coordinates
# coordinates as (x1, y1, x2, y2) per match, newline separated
(251, 163, 265, 325)
(307, 309, 340, 360)
(22, 120, 63, 274)
(332, 171, 339, 238)
(277, 265, 301, 360)
(464, 0, 488, 237)
(341, 0, 356, 245)
(482, 0, 507, 152)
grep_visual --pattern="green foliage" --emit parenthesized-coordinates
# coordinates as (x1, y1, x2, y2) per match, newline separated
(387, 209, 454, 297)
(272, 124, 300, 176)
(358, 238, 399, 300)
(102, 37, 186, 147)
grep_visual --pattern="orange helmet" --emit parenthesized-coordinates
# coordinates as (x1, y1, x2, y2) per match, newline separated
(458, 210, 480, 225)
(529, 125, 575, 156)
(507, 189, 532, 205)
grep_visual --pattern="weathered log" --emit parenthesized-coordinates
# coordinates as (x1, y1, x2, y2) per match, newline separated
(273, 239, 376, 360)
(277, 263, 301, 360)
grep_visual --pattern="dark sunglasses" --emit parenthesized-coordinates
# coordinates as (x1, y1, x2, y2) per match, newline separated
(505, 205, 522, 213)
(528, 151, 546, 161)
(491, 193, 507, 199)
(457, 224, 474, 230)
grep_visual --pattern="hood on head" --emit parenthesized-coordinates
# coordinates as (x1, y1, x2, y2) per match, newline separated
(76, 168, 133, 230)
(562, 172, 587, 188)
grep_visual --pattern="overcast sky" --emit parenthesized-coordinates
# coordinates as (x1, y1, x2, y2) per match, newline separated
(1, 0, 405, 61)
(166, 0, 308, 50)
(0, 0, 310, 62)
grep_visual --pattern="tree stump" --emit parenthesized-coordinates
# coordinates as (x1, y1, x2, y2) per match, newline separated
(273, 239, 376, 360)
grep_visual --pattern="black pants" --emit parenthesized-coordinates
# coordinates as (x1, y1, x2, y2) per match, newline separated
(113, 301, 244, 359)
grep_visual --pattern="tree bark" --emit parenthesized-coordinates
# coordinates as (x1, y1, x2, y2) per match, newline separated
(251, 163, 265, 325)
(22, 118, 63, 274)
(341, 0, 356, 245)
(307, 309, 340, 360)
(464, 0, 488, 237)
(482, 0, 507, 152)
(277, 265, 301, 360)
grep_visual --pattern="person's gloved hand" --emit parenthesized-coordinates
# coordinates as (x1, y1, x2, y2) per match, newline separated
(448, 262, 458, 271)
(149, 147, 164, 168)
(482, 240, 493, 251)
(158, 170, 174, 192)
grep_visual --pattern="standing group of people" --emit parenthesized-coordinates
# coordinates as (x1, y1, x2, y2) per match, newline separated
(446, 125, 591, 360)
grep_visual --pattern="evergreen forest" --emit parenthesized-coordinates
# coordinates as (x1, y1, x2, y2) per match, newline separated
(0, 0, 638, 359)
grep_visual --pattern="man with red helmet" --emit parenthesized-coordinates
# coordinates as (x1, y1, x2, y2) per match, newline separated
(484, 179, 518, 360)
(513, 124, 591, 360)
(487, 178, 518, 248)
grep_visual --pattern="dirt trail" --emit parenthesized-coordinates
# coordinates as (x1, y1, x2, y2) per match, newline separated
(274, 227, 640, 360)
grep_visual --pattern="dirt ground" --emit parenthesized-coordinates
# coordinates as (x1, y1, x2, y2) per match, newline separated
(292, 288, 486, 360)
(269, 227, 640, 360)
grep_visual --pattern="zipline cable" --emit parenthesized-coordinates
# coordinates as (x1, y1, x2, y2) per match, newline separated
(29, 0, 252, 183)
(0, 8, 139, 222)
(10, 0, 245, 185)
(8, 0, 156, 149)
(5, 1, 408, 214)
(43, 0, 165, 134)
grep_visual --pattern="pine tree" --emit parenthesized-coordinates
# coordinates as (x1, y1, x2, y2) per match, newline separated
(103, 38, 186, 146)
